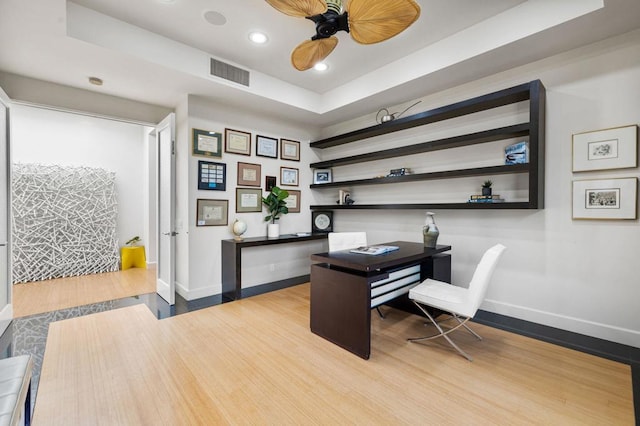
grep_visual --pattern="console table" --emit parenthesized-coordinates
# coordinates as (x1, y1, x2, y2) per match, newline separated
(310, 241, 451, 359)
(222, 233, 328, 301)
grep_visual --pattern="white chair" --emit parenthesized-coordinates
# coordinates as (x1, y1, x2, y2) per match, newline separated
(327, 232, 385, 318)
(407, 244, 506, 361)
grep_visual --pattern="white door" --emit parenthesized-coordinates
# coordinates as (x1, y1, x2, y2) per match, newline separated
(0, 87, 11, 335)
(156, 113, 176, 305)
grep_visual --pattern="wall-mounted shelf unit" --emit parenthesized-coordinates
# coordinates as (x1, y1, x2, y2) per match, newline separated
(309, 80, 545, 210)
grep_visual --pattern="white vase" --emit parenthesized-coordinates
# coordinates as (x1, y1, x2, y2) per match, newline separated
(267, 223, 280, 238)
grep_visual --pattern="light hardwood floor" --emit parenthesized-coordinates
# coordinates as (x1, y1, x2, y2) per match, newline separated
(34, 283, 634, 425)
(12, 267, 157, 317)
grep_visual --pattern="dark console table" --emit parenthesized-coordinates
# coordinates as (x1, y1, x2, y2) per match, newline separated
(310, 241, 451, 359)
(222, 233, 328, 301)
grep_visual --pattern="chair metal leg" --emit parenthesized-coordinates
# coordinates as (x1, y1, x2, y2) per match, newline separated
(407, 301, 474, 361)
(452, 313, 482, 340)
(375, 307, 385, 319)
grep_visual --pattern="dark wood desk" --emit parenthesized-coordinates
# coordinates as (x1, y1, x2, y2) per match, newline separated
(310, 241, 451, 359)
(222, 233, 327, 301)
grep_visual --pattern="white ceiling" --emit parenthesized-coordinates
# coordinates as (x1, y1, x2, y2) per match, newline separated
(1, 0, 640, 127)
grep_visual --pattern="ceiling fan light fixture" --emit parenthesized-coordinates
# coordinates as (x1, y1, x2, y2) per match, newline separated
(249, 31, 268, 44)
(313, 62, 328, 71)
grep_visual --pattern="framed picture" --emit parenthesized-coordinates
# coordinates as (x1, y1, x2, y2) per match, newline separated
(198, 161, 226, 191)
(196, 199, 228, 226)
(572, 125, 638, 172)
(572, 177, 637, 219)
(256, 135, 278, 158)
(313, 169, 332, 184)
(280, 167, 299, 186)
(285, 190, 301, 213)
(265, 175, 276, 192)
(312, 211, 333, 233)
(237, 162, 261, 187)
(280, 138, 300, 161)
(224, 128, 251, 156)
(236, 188, 263, 213)
(192, 128, 222, 158)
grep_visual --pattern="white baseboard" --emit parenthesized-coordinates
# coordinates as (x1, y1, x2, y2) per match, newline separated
(175, 281, 218, 301)
(482, 299, 640, 348)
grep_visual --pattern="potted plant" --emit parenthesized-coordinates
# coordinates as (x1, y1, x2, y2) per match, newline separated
(125, 236, 141, 246)
(262, 186, 289, 238)
(482, 180, 492, 196)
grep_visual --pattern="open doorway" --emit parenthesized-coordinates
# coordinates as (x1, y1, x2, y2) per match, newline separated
(10, 104, 159, 317)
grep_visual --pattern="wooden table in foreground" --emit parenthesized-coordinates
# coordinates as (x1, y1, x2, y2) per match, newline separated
(310, 241, 452, 359)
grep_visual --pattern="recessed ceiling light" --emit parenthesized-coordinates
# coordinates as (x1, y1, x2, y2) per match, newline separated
(88, 76, 103, 86)
(248, 32, 268, 44)
(313, 62, 328, 71)
(158, 0, 176, 4)
(203, 11, 226, 26)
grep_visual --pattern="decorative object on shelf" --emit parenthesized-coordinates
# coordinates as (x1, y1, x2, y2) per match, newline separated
(468, 195, 504, 203)
(265, 0, 421, 71)
(198, 161, 226, 191)
(262, 186, 290, 238)
(224, 128, 251, 156)
(505, 141, 529, 165)
(376, 100, 422, 124)
(387, 168, 410, 177)
(572, 125, 638, 172)
(313, 169, 332, 184)
(125, 236, 141, 246)
(256, 135, 278, 158)
(231, 219, 247, 240)
(422, 212, 439, 248)
(192, 128, 222, 158)
(338, 190, 351, 205)
(280, 139, 301, 161)
(265, 175, 277, 191)
(196, 199, 228, 226)
(280, 166, 299, 186)
(481, 180, 493, 196)
(237, 162, 261, 187)
(312, 211, 333, 233)
(572, 177, 637, 220)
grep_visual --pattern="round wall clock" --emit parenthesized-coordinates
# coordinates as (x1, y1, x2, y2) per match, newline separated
(312, 211, 333, 233)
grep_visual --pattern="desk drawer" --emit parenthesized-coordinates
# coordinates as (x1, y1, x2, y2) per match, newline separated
(370, 265, 420, 308)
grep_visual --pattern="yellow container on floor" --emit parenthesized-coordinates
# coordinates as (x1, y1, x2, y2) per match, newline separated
(121, 246, 146, 270)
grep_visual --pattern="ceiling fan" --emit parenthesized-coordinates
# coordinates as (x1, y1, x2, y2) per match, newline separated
(265, 0, 421, 71)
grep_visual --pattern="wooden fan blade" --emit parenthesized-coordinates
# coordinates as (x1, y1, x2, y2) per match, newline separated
(265, 0, 327, 18)
(291, 37, 338, 71)
(347, 0, 420, 45)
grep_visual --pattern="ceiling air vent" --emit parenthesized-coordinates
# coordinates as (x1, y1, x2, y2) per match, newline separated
(210, 58, 250, 86)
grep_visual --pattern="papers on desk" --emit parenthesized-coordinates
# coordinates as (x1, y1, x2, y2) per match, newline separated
(349, 245, 400, 255)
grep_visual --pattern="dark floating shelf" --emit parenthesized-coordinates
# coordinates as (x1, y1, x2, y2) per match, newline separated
(309, 80, 545, 210)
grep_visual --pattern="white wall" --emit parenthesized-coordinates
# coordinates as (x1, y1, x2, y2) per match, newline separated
(173, 95, 324, 300)
(11, 104, 150, 250)
(319, 30, 640, 348)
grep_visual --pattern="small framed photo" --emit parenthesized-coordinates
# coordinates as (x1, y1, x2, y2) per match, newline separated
(237, 162, 261, 187)
(280, 167, 299, 186)
(285, 190, 301, 213)
(192, 128, 222, 158)
(572, 125, 637, 172)
(313, 169, 332, 184)
(265, 175, 276, 192)
(572, 177, 637, 219)
(236, 188, 263, 213)
(256, 135, 278, 159)
(196, 199, 228, 226)
(198, 161, 226, 191)
(280, 138, 300, 161)
(312, 211, 333, 233)
(225, 128, 251, 156)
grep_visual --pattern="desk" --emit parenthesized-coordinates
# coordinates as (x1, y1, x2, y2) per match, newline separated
(310, 241, 451, 359)
(222, 233, 327, 301)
